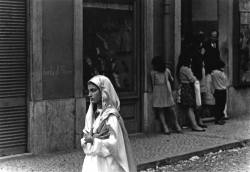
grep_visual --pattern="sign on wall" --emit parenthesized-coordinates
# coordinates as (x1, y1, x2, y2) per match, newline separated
(43, 0, 74, 99)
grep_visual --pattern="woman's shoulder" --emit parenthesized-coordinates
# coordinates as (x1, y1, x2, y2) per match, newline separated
(105, 113, 121, 127)
(180, 66, 189, 72)
(151, 70, 157, 75)
(164, 67, 169, 72)
(211, 69, 220, 75)
(103, 107, 120, 119)
(165, 68, 172, 74)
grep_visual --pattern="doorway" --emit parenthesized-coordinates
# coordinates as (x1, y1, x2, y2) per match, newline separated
(82, 0, 142, 133)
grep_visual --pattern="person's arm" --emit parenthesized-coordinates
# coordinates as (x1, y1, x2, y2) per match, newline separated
(83, 115, 121, 157)
(166, 68, 174, 82)
(210, 72, 216, 93)
(183, 67, 197, 83)
(150, 71, 155, 92)
(224, 72, 229, 88)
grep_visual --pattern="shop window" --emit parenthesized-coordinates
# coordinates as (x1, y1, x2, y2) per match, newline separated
(237, 0, 250, 86)
(83, 1, 136, 93)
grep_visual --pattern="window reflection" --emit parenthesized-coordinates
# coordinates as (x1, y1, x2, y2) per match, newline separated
(83, 3, 135, 92)
(239, 0, 250, 83)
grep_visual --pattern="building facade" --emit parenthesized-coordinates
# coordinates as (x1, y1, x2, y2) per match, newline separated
(0, 0, 248, 156)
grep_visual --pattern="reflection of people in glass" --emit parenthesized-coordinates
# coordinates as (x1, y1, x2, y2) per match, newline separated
(83, 54, 99, 85)
(110, 57, 121, 89)
(83, 9, 134, 92)
(119, 19, 133, 53)
(240, 31, 250, 82)
(119, 61, 130, 90)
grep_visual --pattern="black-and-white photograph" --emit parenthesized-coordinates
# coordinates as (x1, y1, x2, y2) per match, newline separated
(0, 0, 250, 172)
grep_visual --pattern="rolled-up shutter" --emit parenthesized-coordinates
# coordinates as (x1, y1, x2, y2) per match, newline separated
(0, 0, 27, 156)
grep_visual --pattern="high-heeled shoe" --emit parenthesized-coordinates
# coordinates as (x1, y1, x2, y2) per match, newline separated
(161, 128, 171, 135)
(192, 128, 206, 132)
(162, 130, 171, 135)
(173, 129, 183, 134)
(176, 130, 183, 134)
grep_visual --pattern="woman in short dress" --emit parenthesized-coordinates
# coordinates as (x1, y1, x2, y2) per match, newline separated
(177, 55, 205, 132)
(151, 56, 182, 134)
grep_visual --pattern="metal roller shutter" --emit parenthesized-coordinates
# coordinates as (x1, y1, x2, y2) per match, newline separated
(0, 0, 27, 156)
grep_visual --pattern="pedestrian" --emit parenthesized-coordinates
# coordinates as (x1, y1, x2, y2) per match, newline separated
(202, 73, 216, 117)
(202, 31, 221, 120)
(204, 30, 222, 75)
(150, 56, 182, 135)
(190, 34, 207, 128)
(211, 60, 228, 125)
(81, 75, 137, 172)
(177, 54, 206, 132)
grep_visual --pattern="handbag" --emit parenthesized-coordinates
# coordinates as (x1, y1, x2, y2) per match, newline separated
(194, 81, 202, 106)
(176, 85, 181, 103)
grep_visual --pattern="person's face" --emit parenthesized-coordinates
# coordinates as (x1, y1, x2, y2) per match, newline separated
(88, 83, 102, 104)
(86, 57, 92, 66)
(211, 31, 217, 38)
(200, 47, 206, 55)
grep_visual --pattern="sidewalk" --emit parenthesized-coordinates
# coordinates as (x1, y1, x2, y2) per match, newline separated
(0, 116, 250, 172)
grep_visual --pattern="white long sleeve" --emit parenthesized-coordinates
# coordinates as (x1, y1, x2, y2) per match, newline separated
(82, 116, 120, 158)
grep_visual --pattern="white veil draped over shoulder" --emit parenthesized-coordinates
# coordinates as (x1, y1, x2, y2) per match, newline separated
(83, 75, 136, 172)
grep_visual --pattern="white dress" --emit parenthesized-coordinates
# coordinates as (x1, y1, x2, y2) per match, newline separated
(82, 75, 136, 172)
(81, 114, 128, 172)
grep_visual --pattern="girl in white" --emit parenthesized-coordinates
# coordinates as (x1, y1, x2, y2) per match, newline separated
(81, 75, 136, 172)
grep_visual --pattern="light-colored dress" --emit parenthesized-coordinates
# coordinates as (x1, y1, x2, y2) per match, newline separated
(203, 74, 215, 105)
(82, 111, 127, 172)
(81, 75, 136, 172)
(179, 66, 197, 107)
(151, 68, 175, 108)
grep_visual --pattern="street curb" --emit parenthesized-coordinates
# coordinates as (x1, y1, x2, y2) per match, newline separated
(0, 153, 33, 161)
(137, 139, 250, 171)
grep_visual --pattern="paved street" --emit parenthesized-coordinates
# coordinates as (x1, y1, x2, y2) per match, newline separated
(0, 116, 250, 172)
(141, 146, 250, 172)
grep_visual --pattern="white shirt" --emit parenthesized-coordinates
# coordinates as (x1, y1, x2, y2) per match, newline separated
(211, 69, 228, 90)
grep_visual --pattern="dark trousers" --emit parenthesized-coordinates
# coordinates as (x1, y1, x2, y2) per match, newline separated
(213, 89, 227, 122)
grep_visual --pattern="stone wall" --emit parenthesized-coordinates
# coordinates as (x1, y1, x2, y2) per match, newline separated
(29, 98, 86, 154)
(29, 0, 84, 154)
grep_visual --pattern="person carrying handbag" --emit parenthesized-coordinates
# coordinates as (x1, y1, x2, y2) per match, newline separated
(177, 55, 206, 132)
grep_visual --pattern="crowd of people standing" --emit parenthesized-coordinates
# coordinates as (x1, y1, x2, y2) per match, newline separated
(151, 30, 229, 134)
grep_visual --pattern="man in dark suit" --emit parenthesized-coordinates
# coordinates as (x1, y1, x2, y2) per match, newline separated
(204, 31, 222, 75)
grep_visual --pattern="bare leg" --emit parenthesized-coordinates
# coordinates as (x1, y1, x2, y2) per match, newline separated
(158, 109, 170, 134)
(197, 115, 206, 127)
(195, 106, 206, 127)
(187, 108, 204, 131)
(169, 107, 182, 132)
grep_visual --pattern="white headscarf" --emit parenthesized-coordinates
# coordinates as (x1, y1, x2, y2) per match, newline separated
(84, 75, 120, 133)
(89, 75, 120, 111)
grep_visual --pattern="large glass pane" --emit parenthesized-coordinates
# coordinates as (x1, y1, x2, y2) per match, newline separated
(83, 1, 135, 92)
(239, 0, 250, 84)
